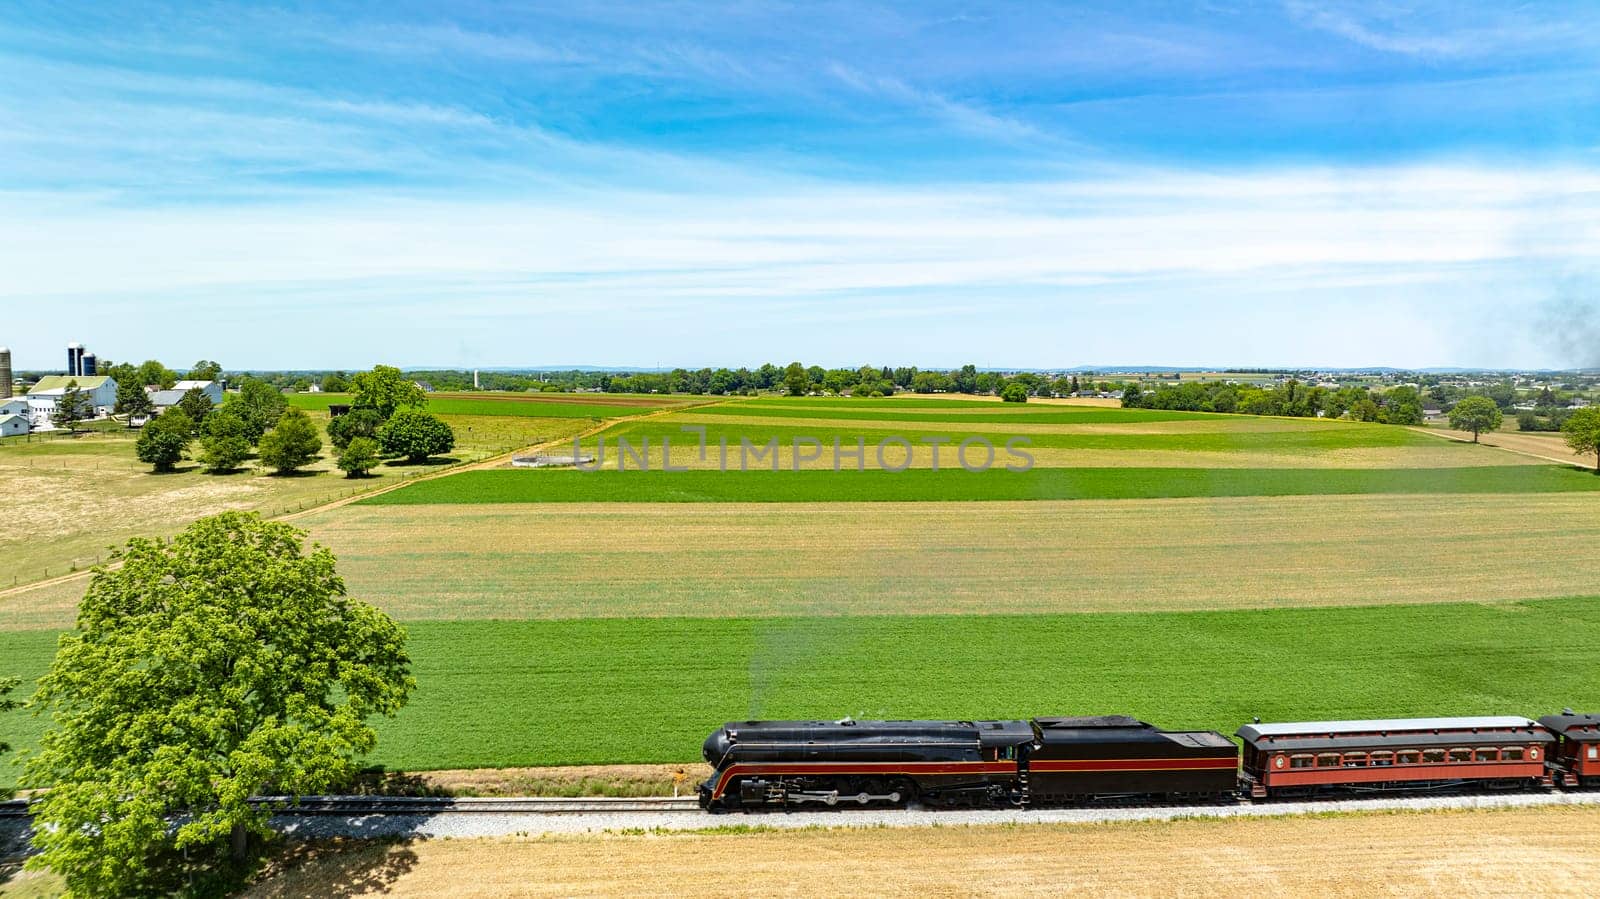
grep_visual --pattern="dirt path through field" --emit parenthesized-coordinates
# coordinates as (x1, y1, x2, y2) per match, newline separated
(244, 804, 1600, 897)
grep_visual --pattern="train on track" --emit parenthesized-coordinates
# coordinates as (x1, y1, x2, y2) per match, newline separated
(699, 711, 1600, 811)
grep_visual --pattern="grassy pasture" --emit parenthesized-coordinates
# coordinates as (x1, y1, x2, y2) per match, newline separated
(0, 412, 595, 589)
(361, 465, 1600, 505)
(7, 597, 1596, 783)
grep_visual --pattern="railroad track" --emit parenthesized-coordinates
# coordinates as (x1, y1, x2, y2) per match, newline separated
(0, 795, 702, 819)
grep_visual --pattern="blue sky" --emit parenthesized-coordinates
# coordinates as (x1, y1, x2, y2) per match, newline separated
(2, 1, 1599, 370)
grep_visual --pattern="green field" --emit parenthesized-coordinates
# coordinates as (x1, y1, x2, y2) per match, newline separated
(287, 392, 682, 419)
(362, 465, 1600, 505)
(3, 393, 1597, 787)
(6, 597, 1597, 782)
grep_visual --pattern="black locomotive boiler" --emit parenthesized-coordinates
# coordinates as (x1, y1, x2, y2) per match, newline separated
(699, 716, 1237, 810)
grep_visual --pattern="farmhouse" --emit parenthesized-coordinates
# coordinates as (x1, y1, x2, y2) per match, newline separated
(24, 375, 118, 427)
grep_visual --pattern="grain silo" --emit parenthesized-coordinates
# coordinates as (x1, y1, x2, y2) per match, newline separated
(0, 347, 12, 398)
(82, 352, 97, 376)
(66, 342, 82, 376)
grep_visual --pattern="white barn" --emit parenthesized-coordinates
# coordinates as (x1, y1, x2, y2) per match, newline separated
(25, 375, 118, 427)
(0, 413, 28, 437)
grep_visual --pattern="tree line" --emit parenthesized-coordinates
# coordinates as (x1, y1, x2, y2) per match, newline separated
(1121, 379, 1427, 424)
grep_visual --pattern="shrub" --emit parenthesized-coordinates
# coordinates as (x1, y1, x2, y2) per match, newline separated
(257, 408, 322, 474)
(338, 437, 381, 478)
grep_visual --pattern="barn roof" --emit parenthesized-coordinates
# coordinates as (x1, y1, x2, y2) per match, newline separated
(28, 375, 111, 394)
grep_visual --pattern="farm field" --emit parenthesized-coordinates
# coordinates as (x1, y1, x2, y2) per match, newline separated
(227, 806, 1600, 898)
(0, 411, 598, 589)
(4, 393, 1599, 789)
(6, 596, 1599, 781)
(362, 464, 1596, 505)
(287, 391, 692, 420)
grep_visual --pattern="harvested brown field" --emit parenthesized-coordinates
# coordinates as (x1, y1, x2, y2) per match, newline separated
(1419, 426, 1591, 467)
(241, 805, 1600, 897)
(10, 491, 1596, 629)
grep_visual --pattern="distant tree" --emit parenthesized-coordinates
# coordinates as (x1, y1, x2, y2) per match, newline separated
(783, 362, 809, 397)
(1120, 383, 1144, 408)
(911, 371, 952, 394)
(320, 371, 350, 393)
(135, 410, 192, 472)
(754, 363, 781, 390)
(23, 513, 412, 898)
(1000, 382, 1029, 403)
(337, 436, 381, 478)
(221, 377, 288, 444)
(326, 407, 383, 450)
(257, 408, 322, 474)
(113, 378, 152, 418)
(197, 411, 251, 474)
(377, 410, 455, 463)
(136, 359, 177, 389)
(187, 360, 223, 381)
(350, 365, 427, 420)
(951, 364, 979, 394)
(175, 386, 213, 424)
(1562, 407, 1600, 472)
(52, 380, 93, 432)
(1449, 396, 1503, 443)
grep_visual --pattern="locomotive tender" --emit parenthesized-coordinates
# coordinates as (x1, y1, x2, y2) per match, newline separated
(699, 711, 1597, 811)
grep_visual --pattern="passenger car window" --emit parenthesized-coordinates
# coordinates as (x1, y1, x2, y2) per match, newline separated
(1316, 753, 1341, 768)
(1502, 747, 1523, 761)
(1474, 748, 1498, 762)
(1422, 749, 1446, 763)
(1397, 751, 1421, 765)
(1290, 755, 1313, 769)
(1448, 748, 1472, 763)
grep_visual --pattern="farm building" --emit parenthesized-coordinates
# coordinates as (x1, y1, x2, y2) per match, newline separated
(0, 413, 28, 437)
(173, 379, 224, 402)
(24, 375, 118, 427)
(149, 380, 223, 412)
(0, 397, 25, 418)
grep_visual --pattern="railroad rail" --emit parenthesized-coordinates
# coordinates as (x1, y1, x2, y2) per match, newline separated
(0, 795, 702, 819)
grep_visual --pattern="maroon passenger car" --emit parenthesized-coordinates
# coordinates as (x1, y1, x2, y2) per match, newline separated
(1237, 716, 1552, 799)
(1539, 712, 1600, 788)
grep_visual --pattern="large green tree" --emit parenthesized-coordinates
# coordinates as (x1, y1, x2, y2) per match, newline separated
(350, 365, 427, 420)
(52, 380, 93, 432)
(136, 359, 177, 389)
(187, 360, 223, 381)
(377, 409, 455, 463)
(1561, 406, 1600, 472)
(114, 378, 153, 417)
(23, 513, 413, 898)
(197, 411, 251, 474)
(326, 407, 383, 450)
(257, 407, 322, 474)
(221, 377, 288, 444)
(0, 675, 17, 757)
(175, 386, 214, 424)
(134, 410, 192, 472)
(782, 361, 808, 397)
(1448, 396, 1503, 443)
(337, 436, 381, 478)
(999, 382, 1029, 403)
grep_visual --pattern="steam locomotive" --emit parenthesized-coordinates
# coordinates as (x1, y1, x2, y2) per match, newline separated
(699, 711, 1600, 810)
